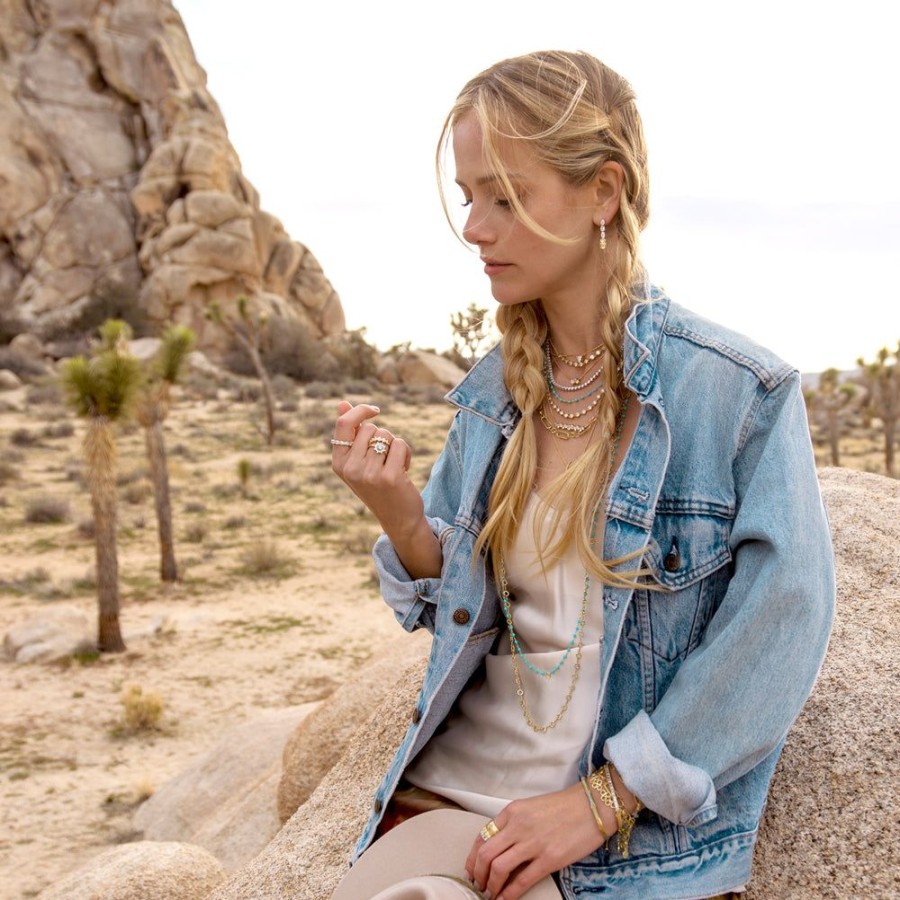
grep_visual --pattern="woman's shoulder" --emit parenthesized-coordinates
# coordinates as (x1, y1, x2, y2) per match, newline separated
(650, 297, 797, 393)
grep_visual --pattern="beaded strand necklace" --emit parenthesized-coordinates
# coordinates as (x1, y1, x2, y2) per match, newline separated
(499, 393, 630, 733)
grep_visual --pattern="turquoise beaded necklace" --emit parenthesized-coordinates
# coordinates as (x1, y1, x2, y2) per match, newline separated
(499, 393, 630, 733)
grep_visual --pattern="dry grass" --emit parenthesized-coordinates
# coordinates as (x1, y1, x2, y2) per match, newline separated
(119, 684, 165, 732)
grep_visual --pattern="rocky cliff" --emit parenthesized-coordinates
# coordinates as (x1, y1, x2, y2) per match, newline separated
(0, 0, 344, 350)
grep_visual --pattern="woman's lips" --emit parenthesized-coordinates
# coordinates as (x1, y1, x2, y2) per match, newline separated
(482, 259, 512, 276)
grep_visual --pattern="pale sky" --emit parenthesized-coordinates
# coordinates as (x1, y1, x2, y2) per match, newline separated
(176, 0, 899, 373)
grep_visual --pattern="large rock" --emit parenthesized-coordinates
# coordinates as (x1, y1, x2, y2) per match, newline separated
(209, 655, 430, 900)
(395, 350, 466, 390)
(210, 468, 898, 900)
(0, 0, 344, 352)
(3, 605, 94, 664)
(745, 467, 900, 899)
(277, 634, 432, 824)
(134, 705, 315, 871)
(37, 841, 225, 900)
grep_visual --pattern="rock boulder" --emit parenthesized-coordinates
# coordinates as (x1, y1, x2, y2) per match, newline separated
(134, 705, 315, 871)
(0, 0, 344, 354)
(3, 606, 95, 664)
(37, 841, 225, 900)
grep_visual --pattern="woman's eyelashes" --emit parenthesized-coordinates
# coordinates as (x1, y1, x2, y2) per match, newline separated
(459, 194, 518, 209)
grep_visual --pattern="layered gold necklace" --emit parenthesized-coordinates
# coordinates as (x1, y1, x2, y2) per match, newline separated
(500, 344, 629, 733)
(538, 340, 606, 440)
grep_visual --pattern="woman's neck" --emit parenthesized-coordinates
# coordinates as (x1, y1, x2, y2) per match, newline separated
(543, 303, 606, 356)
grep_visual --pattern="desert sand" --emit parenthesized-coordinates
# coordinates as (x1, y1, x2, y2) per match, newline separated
(0, 376, 454, 899)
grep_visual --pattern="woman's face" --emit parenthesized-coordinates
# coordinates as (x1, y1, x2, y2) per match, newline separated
(452, 113, 605, 311)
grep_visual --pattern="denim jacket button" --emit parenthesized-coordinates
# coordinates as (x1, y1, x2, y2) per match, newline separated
(452, 608, 470, 625)
(374, 797, 384, 813)
(664, 538, 681, 572)
(411, 706, 422, 724)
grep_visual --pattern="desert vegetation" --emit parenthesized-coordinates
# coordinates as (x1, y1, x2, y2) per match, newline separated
(805, 341, 899, 478)
(0, 344, 455, 896)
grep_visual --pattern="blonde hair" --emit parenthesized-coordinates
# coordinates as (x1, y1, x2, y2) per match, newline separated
(437, 50, 651, 587)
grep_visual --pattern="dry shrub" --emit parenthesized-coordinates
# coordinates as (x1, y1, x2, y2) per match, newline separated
(42, 421, 74, 439)
(120, 684, 164, 732)
(304, 380, 343, 400)
(25, 495, 71, 524)
(0, 461, 19, 485)
(240, 539, 292, 576)
(184, 522, 207, 543)
(25, 380, 64, 405)
(340, 526, 379, 555)
(122, 481, 151, 505)
(10, 427, 39, 447)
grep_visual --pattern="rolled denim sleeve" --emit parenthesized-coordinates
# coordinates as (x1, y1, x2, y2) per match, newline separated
(605, 372, 836, 827)
(371, 412, 464, 634)
(373, 517, 451, 633)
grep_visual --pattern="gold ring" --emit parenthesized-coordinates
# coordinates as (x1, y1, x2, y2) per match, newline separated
(367, 436, 391, 455)
(479, 820, 500, 842)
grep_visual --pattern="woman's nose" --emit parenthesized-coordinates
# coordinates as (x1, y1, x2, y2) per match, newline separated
(462, 206, 493, 247)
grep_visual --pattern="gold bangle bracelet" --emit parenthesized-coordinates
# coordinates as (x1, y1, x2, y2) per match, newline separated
(589, 764, 640, 859)
(580, 776, 609, 843)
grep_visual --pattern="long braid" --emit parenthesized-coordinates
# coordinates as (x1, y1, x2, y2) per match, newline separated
(474, 301, 546, 576)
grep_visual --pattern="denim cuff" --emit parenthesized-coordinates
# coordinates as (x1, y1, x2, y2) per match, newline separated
(372, 517, 450, 633)
(604, 710, 718, 827)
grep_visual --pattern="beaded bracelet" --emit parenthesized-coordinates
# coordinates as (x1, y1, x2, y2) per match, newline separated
(580, 776, 609, 843)
(588, 763, 642, 858)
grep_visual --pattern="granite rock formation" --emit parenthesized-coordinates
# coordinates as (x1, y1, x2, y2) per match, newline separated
(0, 0, 344, 352)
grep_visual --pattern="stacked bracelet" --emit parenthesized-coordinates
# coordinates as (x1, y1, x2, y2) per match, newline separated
(580, 776, 609, 843)
(588, 763, 643, 859)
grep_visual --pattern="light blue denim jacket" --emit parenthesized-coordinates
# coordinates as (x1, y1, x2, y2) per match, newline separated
(353, 295, 835, 899)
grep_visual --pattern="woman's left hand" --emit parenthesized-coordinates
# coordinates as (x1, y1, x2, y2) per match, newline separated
(465, 783, 611, 900)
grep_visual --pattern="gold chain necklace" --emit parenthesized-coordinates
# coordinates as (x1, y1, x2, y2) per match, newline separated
(538, 404, 599, 439)
(500, 394, 630, 733)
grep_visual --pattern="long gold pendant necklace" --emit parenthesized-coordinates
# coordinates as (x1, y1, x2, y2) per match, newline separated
(499, 393, 629, 733)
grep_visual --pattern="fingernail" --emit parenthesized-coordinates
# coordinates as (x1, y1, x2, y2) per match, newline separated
(484, 893, 492, 900)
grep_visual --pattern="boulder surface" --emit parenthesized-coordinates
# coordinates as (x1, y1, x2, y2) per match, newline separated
(37, 841, 225, 900)
(134, 705, 316, 870)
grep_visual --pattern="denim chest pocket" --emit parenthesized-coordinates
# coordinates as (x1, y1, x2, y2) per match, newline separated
(624, 508, 734, 702)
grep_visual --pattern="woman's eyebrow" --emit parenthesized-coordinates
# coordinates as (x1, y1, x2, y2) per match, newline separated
(455, 173, 527, 188)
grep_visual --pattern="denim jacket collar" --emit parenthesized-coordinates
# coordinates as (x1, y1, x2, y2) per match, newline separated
(445, 295, 672, 426)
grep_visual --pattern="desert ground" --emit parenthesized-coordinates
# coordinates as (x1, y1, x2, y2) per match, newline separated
(0, 370, 454, 899)
(0, 369, 889, 899)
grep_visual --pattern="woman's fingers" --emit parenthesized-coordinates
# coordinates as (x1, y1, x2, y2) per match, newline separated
(332, 401, 380, 446)
(466, 813, 510, 890)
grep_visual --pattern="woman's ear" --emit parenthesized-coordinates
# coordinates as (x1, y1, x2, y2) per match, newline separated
(592, 161, 625, 226)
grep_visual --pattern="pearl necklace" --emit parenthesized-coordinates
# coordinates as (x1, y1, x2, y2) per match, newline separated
(544, 343, 605, 392)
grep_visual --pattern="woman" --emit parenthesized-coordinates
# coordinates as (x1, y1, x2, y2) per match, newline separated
(330, 50, 834, 900)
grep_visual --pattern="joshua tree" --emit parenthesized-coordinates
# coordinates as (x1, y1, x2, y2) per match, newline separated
(135, 325, 195, 582)
(450, 302, 493, 368)
(804, 368, 856, 467)
(208, 296, 277, 445)
(61, 320, 141, 653)
(857, 342, 899, 477)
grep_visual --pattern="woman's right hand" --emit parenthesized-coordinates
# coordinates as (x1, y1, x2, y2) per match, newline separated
(331, 401, 442, 578)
